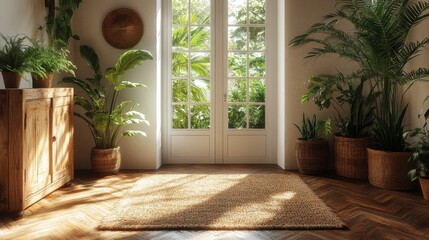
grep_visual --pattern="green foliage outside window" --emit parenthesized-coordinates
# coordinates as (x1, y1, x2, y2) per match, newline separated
(172, 0, 266, 129)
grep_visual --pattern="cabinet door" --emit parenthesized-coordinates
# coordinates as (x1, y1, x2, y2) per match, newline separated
(52, 96, 73, 182)
(24, 99, 52, 198)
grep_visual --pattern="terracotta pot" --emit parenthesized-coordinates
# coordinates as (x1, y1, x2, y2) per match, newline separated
(91, 147, 121, 175)
(334, 135, 371, 179)
(2, 72, 21, 88)
(419, 178, 429, 200)
(32, 73, 54, 88)
(295, 138, 329, 175)
(367, 148, 415, 190)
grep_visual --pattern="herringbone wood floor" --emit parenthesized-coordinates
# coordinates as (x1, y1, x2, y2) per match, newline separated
(1, 164, 428, 240)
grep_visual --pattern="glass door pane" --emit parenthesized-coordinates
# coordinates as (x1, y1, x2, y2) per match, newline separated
(227, 0, 266, 130)
(172, 0, 212, 130)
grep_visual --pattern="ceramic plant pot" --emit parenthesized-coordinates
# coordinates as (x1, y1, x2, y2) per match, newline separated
(2, 72, 21, 88)
(32, 73, 54, 88)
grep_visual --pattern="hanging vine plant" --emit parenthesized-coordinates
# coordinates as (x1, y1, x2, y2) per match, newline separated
(44, 0, 83, 47)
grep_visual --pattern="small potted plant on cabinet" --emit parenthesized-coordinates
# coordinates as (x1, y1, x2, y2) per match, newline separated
(27, 40, 75, 88)
(408, 101, 429, 200)
(61, 45, 152, 175)
(294, 113, 331, 174)
(0, 34, 30, 88)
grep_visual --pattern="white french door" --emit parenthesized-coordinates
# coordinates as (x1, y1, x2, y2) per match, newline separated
(164, 0, 276, 164)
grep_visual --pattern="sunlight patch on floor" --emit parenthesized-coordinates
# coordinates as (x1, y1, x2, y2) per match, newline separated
(272, 191, 296, 200)
(210, 191, 297, 227)
(126, 174, 250, 218)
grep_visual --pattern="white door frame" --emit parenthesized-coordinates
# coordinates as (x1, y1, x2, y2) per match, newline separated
(162, 0, 277, 164)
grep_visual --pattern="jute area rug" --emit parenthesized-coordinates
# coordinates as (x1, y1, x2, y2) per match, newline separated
(98, 174, 346, 230)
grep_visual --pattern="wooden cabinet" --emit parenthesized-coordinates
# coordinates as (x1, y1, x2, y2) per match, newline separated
(0, 88, 74, 213)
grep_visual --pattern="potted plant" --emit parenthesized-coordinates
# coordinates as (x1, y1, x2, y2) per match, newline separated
(296, 71, 375, 179)
(0, 34, 30, 88)
(361, 1, 429, 190)
(291, 0, 429, 189)
(294, 113, 331, 174)
(332, 84, 374, 179)
(60, 45, 153, 175)
(27, 40, 76, 88)
(408, 100, 429, 200)
(290, 2, 380, 179)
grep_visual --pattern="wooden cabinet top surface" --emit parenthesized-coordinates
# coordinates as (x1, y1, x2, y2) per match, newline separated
(0, 88, 73, 100)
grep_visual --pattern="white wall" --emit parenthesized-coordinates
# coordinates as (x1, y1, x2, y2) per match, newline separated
(276, 0, 286, 169)
(71, 0, 162, 169)
(406, 19, 429, 130)
(0, 0, 46, 89)
(282, 0, 357, 169)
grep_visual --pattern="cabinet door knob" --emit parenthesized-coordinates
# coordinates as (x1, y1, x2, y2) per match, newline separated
(53, 136, 57, 142)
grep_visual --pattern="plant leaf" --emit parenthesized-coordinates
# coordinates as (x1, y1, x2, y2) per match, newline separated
(114, 81, 146, 91)
(116, 50, 153, 73)
(122, 130, 147, 137)
(80, 45, 101, 77)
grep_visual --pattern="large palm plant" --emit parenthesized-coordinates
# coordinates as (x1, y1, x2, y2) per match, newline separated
(291, 0, 429, 150)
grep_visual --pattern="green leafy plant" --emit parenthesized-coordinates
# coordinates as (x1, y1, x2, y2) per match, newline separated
(290, 0, 429, 150)
(408, 97, 429, 180)
(0, 34, 30, 74)
(335, 84, 375, 138)
(45, 0, 82, 47)
(373, 105, 408, 152)
(300, 73, 375, 137)
(294, 113, 331, 141)
(60, 45, 153, 149)
(27, 39, 76, 78)
(171, 1, 267, 129)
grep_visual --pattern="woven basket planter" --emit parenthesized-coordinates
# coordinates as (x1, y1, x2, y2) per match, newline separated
(367, 148, 415, 190)
(295, 138, 329, 175)
(91, 147, 121, 175)
(334, 135, 371, 179)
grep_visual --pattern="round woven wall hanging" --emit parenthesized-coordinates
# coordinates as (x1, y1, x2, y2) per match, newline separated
(102, 8, 144, 49)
